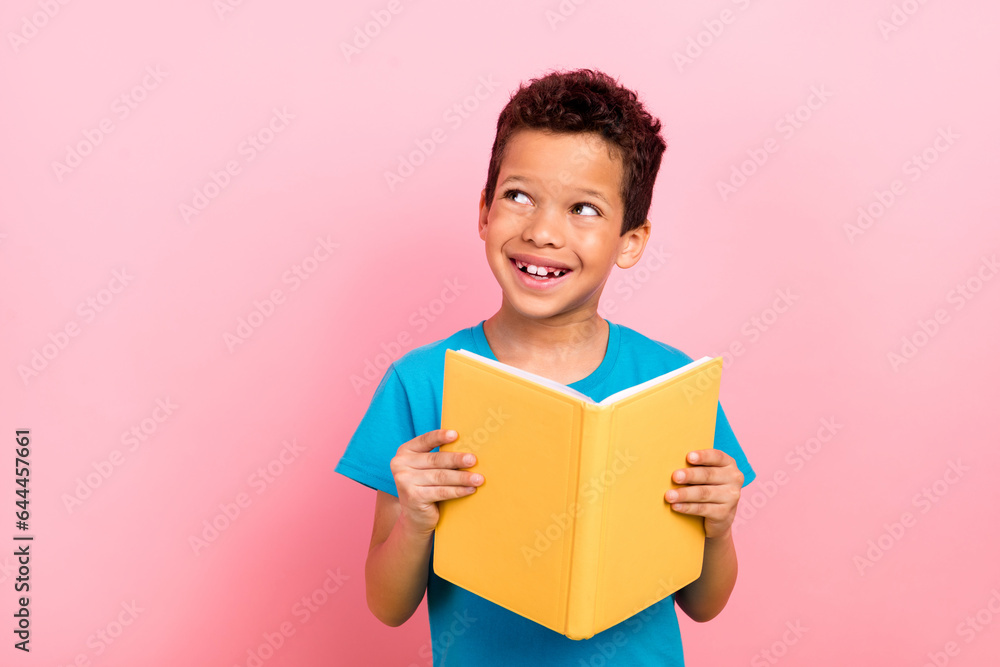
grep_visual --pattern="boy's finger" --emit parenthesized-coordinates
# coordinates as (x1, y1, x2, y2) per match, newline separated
(672, 465, 735, 486)
(418, 450, 477, 471)
(665, 484, 715, 504)
(416, 468, 484, 489)
(686, 449, 733, 466)
(668, 501, 714, 517)
(410, 429, 459, 453)
(418, 483, 480, 503)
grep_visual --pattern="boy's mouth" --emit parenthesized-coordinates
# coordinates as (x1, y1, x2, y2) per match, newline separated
(513, 258, 570, 278)
(508, 257, 572, 286)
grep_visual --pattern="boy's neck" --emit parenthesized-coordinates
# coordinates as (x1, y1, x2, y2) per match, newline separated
(482, 306, 609, 385)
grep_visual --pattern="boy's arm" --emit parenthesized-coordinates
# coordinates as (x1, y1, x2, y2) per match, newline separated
(673, 529, 738, 622)
(365, 490, 434, 626)
(667, 449, 744, 622)
(364, 429, 483, 627)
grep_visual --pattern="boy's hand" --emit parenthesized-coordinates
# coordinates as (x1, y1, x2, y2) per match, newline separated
(665, 450, 743, 540)
(389, 429, 483, 537)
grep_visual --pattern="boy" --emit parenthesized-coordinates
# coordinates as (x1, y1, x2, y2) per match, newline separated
(336, 68, 755, 666)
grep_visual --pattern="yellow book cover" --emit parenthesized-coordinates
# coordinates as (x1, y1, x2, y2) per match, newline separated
(433, 348, 723, 640)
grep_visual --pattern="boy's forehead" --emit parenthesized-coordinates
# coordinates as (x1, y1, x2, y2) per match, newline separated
(499, 129, 623, 204)
(506, 128, 617, 165)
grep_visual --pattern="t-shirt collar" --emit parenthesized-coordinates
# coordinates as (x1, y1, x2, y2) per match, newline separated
(470, 319, 620, 394)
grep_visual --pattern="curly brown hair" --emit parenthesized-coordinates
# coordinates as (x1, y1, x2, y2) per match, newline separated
(483, 68, 667, 236)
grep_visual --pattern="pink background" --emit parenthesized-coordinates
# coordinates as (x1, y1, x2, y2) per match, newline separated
(3, 0, 999, 665)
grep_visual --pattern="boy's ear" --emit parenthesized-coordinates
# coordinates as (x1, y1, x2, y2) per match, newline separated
(616, 219, 652, 269)
(478, 188, 489, 240)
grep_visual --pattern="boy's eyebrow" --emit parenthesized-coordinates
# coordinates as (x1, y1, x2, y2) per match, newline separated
(501, 175, 614, 207)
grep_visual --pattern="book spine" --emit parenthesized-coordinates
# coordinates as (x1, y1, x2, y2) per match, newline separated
(564, 403, 612, 640)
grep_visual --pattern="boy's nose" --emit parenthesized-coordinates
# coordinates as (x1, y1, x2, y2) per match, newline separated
(522, 206, 564, 246)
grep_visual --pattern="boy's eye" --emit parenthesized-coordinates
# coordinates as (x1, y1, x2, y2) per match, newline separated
(505, 189, 531, 205)
(502, 188, 600, 217)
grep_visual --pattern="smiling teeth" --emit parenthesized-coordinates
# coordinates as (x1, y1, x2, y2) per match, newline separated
(514, 259, 567, 277)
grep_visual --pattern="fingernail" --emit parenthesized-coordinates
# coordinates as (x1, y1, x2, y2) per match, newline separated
(689, 452, 699, 463)
(471, 474, 483, 484)
(446, 430, 457, 439)
(463, 454, 476, 466)
(666, 490, 678, 502)
(674, 470, 685, 482)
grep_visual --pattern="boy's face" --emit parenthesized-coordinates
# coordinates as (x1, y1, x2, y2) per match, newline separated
(478, 128, 650, 324)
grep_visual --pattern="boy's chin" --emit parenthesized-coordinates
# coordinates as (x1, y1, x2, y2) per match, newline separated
(499, 293, 595, 323)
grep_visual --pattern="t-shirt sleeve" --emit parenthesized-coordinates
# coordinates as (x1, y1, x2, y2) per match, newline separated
(335, 363, 415, 497)
(714, 401, 756, 487)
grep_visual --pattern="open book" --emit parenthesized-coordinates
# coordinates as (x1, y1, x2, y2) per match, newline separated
(433, 348, 723, 640)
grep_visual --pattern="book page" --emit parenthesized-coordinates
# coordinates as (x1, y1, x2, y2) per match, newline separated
(454, 348, 595, 403)
(597, 356, 713, 406)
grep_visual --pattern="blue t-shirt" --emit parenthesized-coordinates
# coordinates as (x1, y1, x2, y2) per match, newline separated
(336, 319, 755, 666)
